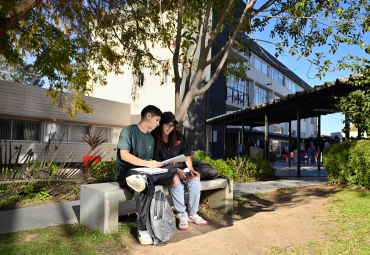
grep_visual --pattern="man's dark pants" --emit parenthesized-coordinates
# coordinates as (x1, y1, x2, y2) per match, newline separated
(117, 165, 177, 231)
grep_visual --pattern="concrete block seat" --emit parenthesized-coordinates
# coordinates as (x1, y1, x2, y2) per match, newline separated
(80, 178, 233, 234)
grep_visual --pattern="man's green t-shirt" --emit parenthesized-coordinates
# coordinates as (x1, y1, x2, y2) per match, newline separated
(115, 124, 154, 180)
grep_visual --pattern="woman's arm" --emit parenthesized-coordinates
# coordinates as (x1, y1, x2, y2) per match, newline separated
(185, 156, 200, 178)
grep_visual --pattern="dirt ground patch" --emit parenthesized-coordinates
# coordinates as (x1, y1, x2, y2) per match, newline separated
(114, 184, 340, 255)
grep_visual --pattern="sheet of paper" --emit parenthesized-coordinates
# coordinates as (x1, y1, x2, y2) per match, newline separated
(131, 168, 168, 175)
(162, 154, 188, 166)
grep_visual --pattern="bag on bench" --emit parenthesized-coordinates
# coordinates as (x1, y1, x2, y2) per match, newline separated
(146, 187, 176, 246)
(192, 161, 218, 180)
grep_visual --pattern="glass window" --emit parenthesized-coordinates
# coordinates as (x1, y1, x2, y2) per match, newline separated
(273, 70, 285, 86)
(227, 75, 249, 105)
(0, 118, 12, 140)
(286, 80, 297, 92)
(253, 56, 270, 77)
(274, 126, 283, 134)
(44, 122, 69, 142)
(274, 94, 280, 99)
(310, 117, 315, 124)
(97, 127, 112, 143)
(253, 57, 262, 72)
(0, 118, 40, 141)
(300, 132, 306, 138)
(254, 85, 268, 105)
(291, 130, 296, 136)
(69, 124, 89, 142)
(12, 119, 40, 141)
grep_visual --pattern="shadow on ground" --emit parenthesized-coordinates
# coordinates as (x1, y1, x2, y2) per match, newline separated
(118, 184, 340, 249)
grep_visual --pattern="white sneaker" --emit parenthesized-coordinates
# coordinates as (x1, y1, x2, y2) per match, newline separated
(126, 175, 147, 192)
(178, 217, 189, 230)
(188, 214, 207, 225)
(138, 230, 153, 245)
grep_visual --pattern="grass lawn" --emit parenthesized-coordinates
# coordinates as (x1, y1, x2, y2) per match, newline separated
(270, 188, 370, 254)
(0, 223, 137, 255)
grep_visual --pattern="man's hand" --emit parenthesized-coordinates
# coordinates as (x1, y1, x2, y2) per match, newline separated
(177, 168, 186, 179)
(147, 160, 163, 168)
(189, 169, 200, 179)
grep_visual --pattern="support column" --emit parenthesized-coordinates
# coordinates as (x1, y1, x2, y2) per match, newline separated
(241, 119, 245, 156)
(223, 125, 227, 160)
(297, 105, 301, 178)
(265, 114, 269, 160)
(248, 126, 252, 156)
(289, 121, 291, 168)
(345, 114, 350, 142)
(211, 125, 213, 158)
(317, 116, 321, 172)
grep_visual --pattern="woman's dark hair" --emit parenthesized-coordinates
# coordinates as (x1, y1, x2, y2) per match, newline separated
(150, 118, 177, 150)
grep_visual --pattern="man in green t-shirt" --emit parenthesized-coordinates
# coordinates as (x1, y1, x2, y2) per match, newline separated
(116, 105, 177, 245)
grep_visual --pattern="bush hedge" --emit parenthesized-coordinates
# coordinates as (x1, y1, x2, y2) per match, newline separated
(323, 140, 370, 188)
(193, 150, 276, 183)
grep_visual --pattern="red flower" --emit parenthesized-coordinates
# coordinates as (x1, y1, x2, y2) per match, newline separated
(175, 141, 181, 146)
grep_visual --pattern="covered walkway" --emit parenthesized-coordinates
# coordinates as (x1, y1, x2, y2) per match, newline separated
(206, 76, 362, 177)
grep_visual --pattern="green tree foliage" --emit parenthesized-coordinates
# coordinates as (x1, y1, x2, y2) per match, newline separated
(1, 0, 370, 124)
(0, 55, 44, 87)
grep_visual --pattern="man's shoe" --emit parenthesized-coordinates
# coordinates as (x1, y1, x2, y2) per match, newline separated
(138, 230, 153, 245)
(126, 175, 147, 192)
(188, 213, 207, 225)
(178, 217, 189, 230)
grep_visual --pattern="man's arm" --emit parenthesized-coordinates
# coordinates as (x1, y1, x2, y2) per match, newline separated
(120, 150, 163, 168)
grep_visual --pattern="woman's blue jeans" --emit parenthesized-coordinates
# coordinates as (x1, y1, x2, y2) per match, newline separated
(168, 178, 201, 218)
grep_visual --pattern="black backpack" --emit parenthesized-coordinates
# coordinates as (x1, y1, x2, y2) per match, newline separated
(192, 161, 219, 180)
(146, 186, 176, 246)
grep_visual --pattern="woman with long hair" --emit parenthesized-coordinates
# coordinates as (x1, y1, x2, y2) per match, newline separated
(151, 112, 207, 230)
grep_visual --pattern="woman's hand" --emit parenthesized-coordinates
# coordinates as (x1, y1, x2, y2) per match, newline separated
(177, 168, 186, 179)
(172, 162, 179, 166)
(189, 169, 200, 179)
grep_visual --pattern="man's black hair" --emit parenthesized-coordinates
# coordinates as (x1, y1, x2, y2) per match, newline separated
(141, 105, 162, 119)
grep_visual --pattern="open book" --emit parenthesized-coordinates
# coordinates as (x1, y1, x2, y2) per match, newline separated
(131, 154, 188, 175)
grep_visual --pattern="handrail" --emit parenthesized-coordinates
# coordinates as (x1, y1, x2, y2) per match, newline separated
(226, 86, 250, 107)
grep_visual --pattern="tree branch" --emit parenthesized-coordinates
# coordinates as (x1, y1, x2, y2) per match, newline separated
(194, 0, 258, 96)
(174, 0, 184, 112)
(200, 0, 212, 52)
(251, 14, 361, 23)
(204, 0, 236, 55)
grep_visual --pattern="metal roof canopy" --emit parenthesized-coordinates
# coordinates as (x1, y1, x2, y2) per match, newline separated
(206, 76, 362, 178)
(206, 77, 359, 127)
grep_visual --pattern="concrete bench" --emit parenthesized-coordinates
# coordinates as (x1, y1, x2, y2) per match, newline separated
(80, 178, 233, 234)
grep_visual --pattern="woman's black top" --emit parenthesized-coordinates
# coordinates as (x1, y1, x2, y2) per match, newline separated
(153, 131, 191, 162)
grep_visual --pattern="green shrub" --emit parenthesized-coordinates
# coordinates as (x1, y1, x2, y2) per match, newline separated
(323, 140, 370, 188)
(90, 157, 116, 182)
(193, 150, 276, 182)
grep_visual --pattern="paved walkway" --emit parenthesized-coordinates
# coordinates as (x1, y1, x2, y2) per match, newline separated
(0, 177, 328, 234)
(274, 161, 327, 177)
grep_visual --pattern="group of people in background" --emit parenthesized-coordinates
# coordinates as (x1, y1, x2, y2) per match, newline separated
(291, 137, 333, 165)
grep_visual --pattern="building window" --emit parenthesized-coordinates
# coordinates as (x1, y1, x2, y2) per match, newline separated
(286, 79, 297, 92)
(227, 75, 249, 106)
(300, 132, 306, 138)
(291, 130, 296, 136)
(254, 85, 268, 105)
(0, 118, 40, 141)
(274, 126, 283, 134)
(273, 70, 285, 86)
(44, 122, 70, 142)
(274, 94, 280, 99)
(253, 56, 270, 77)
(43, 123, 112, 143)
